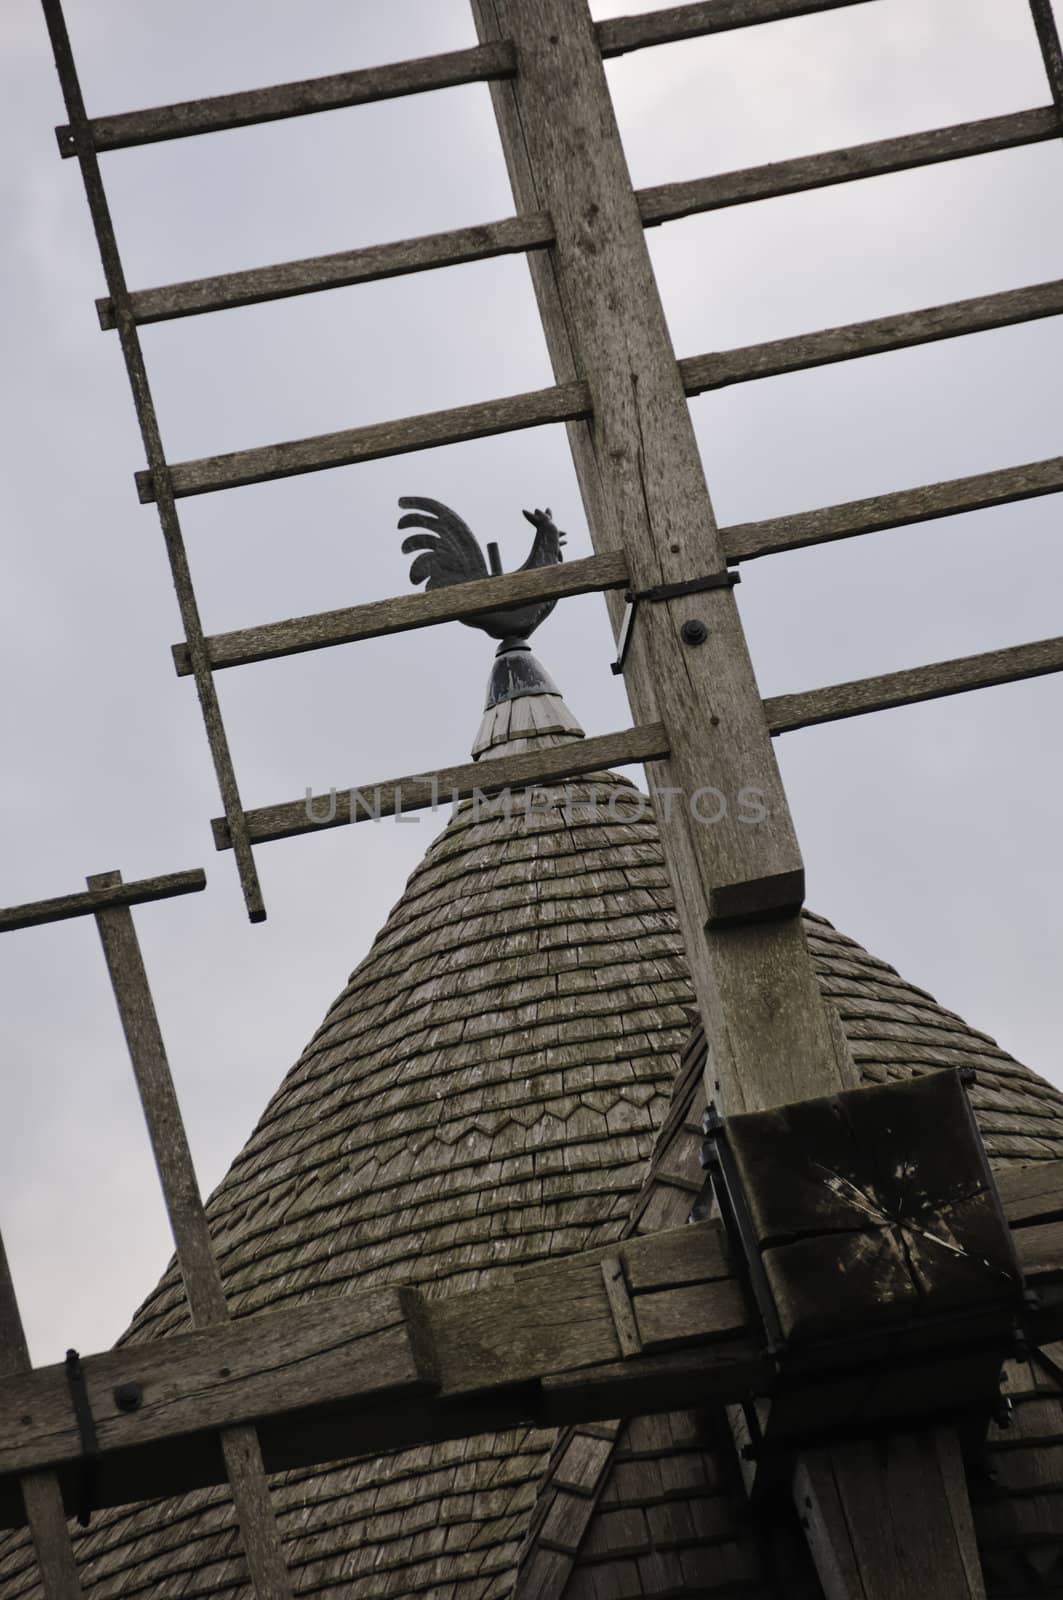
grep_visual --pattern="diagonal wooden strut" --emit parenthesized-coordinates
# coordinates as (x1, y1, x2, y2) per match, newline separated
(41, 0, 265, 923)
(86, 872, 293, 1598)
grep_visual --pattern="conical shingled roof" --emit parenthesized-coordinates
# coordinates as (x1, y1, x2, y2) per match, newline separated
(3, 683, 1063, 1599)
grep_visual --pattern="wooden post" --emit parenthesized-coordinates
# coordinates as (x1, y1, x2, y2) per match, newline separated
(0, 1235, 84, 1597)
(794, 1431, 986, 1600)
(470, 0, 852, 1117)
(88, 873, 293, 1600)
(470, 3, 984, 1591)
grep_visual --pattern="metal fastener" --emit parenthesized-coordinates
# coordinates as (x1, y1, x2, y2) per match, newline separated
(680, 619, 707, 646)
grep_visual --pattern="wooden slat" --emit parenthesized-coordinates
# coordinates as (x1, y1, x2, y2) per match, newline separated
(1029, 0, 1063, 122)
(0, 868, 205, 934)
(680, 278, 1063, 394)
(42, 0, 266, 922)
(102, 106, 1056, 332)
(136, 381, 590, 501)
(721, 455, 1063, 562)
(0, 1236, 84, 1596)
(638, 107, 1059, 227)
(596, 0, 876, 56)
(56, 41, 517, 156)
(88, 872, 293, 1599)
(171, 551, 629, 676)
(98, 212, 555, 328)
(765, 635, 1063, 734)
(211, 723, 670, 849)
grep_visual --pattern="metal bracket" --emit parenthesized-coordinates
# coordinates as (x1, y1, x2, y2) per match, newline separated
(700, 1106, 787, 1358)
(610, 570, 740, 675)
(65, 1348, 100, 1527)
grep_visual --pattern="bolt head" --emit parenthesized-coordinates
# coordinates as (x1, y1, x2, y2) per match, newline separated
(680, 619, 708, 646)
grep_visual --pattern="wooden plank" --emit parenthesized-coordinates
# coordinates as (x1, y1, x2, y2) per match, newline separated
(680, 278, 1063, 394)
(0, 1221, 761, 1519)
(99, 212, 554, 328)
(596, 0, 877, 56)
(639, 107, 1058, 227)
(0, 1236, 84, 1596)
(172, 551, 629, 676)
(211, 723, 671, 849)
(764, 635, 1063, 734)
(472, 0, 855, 1125)
(42, 0, 265, 922)
(88, 871, 294, 1599)
(0, 868, 205, 934)
(721, 455, 1063, 562)
(795, 1429, 986, 1598)
(996, 1158, 1063, 1226)
(136, 380, 590, 501)
(56, 41, 517, 156)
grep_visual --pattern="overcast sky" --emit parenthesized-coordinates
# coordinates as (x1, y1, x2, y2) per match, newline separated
(3, 0, 1062, 1364)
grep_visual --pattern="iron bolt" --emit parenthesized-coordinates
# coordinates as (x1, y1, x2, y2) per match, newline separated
(680, 619, 707, 646)
(113, 1382, 143, 1413)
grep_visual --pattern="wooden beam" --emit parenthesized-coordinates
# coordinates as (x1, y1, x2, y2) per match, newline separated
(795, 1429, 986, 1599)
(42, 0, 266, 921)
(172, 552, 629, 675)
(596, 0, 877, 56)
(1028, 0, 1063, 123)
(0, 868, 205, 934)
(0, 1221, 755, 1524)
(56, 42, 517, 156)
(2, 1146, 1063, 1528)
(765, 635, 1063, 734)
(98, 212, 555, 328)
(639, 107, 1058, 227)
(135, 381, 590, 501)
(88, 872, 294, 1599)
(680, 278, 1063, 393)
(721, 455, 1063, 562)
(0, 1236, 84, 1596)
(211, 723, 670, 849)
(473, 0, 854, 1126)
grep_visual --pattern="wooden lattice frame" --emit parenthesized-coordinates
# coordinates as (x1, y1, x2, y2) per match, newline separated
(9, 0, 1063, 1595)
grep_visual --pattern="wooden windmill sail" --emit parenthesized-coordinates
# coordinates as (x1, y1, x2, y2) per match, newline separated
(5, 0, 1063, 1596)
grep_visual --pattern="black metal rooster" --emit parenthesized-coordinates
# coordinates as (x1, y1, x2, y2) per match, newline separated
(398, 496, 566, 642)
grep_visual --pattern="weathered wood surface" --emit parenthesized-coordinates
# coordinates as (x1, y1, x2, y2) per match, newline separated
(765, 635, 1063, 735)
(212, 723, 670, 848)
(56, 42, 517, 155)
(473, 0, 854, 1138)
(596, 0, 876, 56)
(136, 381, 590, 501)
(639, 107, 1058, 226)
(722, 1071, 1018, 1342)
(795, 1429, 986, 1599)
(3, 1144, 1063, 1527)
(681, 277, 1063, 393)
(0, 1222, 755, 1524)
(42, 0, 265, 921)
(106, 108, 1056, 331)
(0, 867, 204, 934)
(0, 1237, 84, 1596)
(101, 212, 555, 328)
(172, 551, 628, 676)
(89, 872, 294, 1598)
(1029, 0, 1063, 122)
(722, 454, 1063, 561)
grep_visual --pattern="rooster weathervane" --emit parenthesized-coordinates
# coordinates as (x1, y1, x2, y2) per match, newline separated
(398, 496, 566, 642)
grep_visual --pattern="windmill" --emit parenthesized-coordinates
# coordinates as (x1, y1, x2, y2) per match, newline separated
(4, 1, 1063, 1597)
